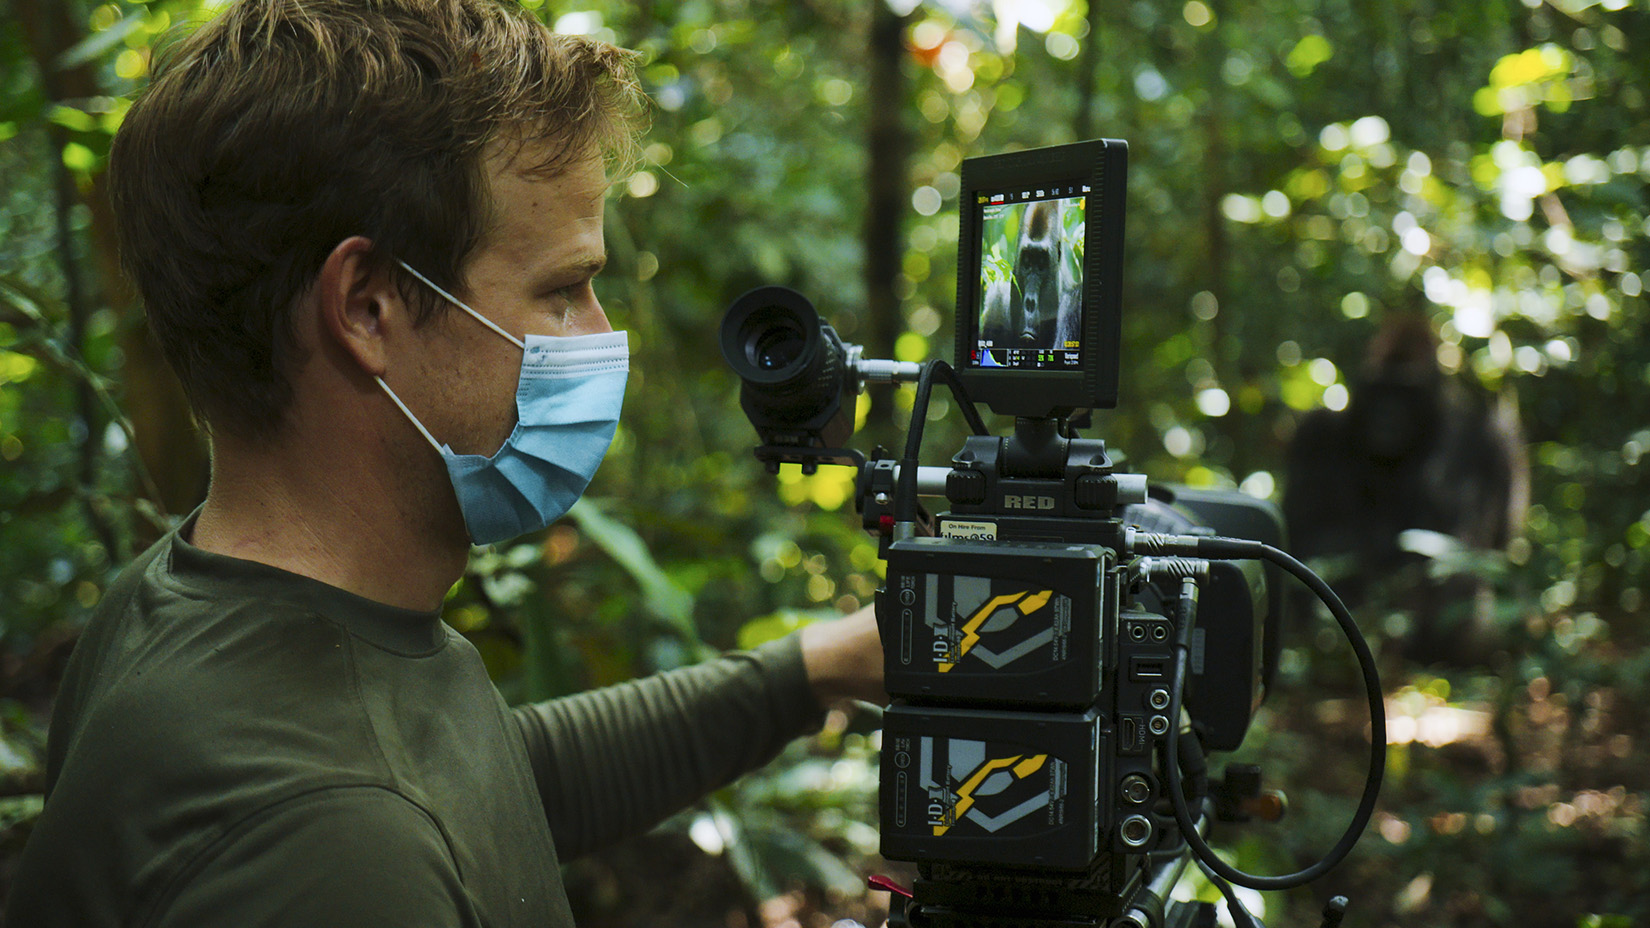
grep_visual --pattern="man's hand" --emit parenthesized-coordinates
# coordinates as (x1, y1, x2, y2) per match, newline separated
(799, 604, 884, 707)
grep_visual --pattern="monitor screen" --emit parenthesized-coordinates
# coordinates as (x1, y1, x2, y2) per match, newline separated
(968, 184, 1088, 373)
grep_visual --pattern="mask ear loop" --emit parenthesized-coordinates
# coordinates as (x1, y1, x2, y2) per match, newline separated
(375, 377, 445, 453)
(395, 260, 526, 351)
(379, 259, 529, 453)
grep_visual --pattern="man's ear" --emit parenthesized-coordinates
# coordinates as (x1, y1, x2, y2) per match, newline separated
(315, 236, 401, 379)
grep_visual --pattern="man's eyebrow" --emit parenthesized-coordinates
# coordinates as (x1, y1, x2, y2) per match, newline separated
(571, 255, 608, 276)
(538, 254, 607, 286)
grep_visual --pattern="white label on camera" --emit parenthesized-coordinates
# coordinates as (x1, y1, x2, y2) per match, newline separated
(942, 520, 998, 541)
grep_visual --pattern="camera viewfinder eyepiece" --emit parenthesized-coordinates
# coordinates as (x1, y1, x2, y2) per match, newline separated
(720, 286, 856, 452)
(722, 286, 825, 385)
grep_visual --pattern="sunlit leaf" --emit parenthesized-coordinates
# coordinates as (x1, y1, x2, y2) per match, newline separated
(565, 498, 699, 643)
(53, 10, 146, 70)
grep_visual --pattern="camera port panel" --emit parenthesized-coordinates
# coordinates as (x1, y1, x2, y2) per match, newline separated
(1127, 656, 1167, 682)
(1117, 714, 1145, 755)
(1122, 618, 1172, 647)
(1109, 751, 1156, 854)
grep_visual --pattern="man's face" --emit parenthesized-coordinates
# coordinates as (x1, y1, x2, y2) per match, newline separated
(400, 146, 613, 459)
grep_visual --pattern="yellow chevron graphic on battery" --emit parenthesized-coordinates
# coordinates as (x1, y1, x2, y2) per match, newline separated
(937, 589, 1054, 672)
(933, 753, 1048, 836)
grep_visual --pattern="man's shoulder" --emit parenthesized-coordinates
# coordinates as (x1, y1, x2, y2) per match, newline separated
(151, 785, 480, 926)
(21, 526, 555, 927)
(43, 528, 407, 854)
(54, 536, 374, 758)
(23, 557, 423, 926)
(51, 555, 394, 794)
(65, 524, 345, 677)
(7, 784, 480, 928)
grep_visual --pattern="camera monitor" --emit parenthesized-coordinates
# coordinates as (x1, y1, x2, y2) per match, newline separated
(954, 139, 1128, 418)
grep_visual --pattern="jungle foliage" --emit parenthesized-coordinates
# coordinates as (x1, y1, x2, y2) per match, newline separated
(2, 0, 1648, 925)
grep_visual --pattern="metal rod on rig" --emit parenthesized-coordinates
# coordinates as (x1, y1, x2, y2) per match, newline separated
(851, 355, 924, 386)
(892, 465, 950, 497)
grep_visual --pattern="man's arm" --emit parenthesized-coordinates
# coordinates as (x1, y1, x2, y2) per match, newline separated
(514, 606, 882, 859)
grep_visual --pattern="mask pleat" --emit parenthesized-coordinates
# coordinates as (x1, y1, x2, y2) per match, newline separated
(398, 261, 630, 547)
(516, 371, 627, 427)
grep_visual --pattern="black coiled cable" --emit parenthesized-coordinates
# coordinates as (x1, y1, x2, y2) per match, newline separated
(1137, 532, 1386, 891)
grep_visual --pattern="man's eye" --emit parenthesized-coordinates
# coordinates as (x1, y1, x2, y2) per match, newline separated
(542, 283, 580, 304)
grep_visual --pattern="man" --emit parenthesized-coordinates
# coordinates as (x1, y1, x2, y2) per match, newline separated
(6, 1, 882, 924)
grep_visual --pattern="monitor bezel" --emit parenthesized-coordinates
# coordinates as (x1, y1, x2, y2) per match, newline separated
(953, 139, 1128, 419)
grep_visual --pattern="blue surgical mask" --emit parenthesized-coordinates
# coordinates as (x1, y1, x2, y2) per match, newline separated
(376, 261, 628, 545)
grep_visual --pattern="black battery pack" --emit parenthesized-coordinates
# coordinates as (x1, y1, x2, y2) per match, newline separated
(878, 537, 1112, 708)
(880, 705, 1106, 871)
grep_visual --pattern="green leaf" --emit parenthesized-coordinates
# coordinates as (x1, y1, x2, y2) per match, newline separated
(54, 11, 149, 71)
(61, 142, 97, 173)
(740, 817, 865, 898)
(565, 498, 700, 644)
(736, 608, 833, 650)
(46, 105, 96, 133)
(1286, 35, 1334, 78)
(0, 795, 44, 833)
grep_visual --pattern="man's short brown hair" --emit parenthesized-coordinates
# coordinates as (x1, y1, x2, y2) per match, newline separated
(108, 0, 643, 438)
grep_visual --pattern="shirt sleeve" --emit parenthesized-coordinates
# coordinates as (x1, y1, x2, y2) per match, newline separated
(151, 786, 482, 928)
(512, 634, 825, 859)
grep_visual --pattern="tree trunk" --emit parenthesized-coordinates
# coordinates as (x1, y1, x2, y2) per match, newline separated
(15, 0, 210, 541)
(1073, 0, 1103, 141)
(1199, 2, 1231, 381)
(863, 0, 911, 442)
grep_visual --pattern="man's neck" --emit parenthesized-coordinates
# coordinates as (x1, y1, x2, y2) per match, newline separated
(191, 435, 467, 613)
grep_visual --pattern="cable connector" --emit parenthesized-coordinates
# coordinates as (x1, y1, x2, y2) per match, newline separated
(1129, 530, 1265, 560)
(1136, 556, 1210, 583)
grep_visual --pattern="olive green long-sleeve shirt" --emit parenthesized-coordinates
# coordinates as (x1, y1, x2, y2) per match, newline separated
(7, 520, 823, 926)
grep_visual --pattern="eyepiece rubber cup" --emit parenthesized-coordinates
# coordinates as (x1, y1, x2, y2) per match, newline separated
(720, 286, 823, 387)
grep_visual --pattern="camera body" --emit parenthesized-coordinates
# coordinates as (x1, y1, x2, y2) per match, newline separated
(722, 140, 1286, 924)
(871, 442, 1279, 920)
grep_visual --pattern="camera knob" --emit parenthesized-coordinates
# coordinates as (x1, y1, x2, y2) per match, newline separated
(947, 469, 986, 505)
(1074, 474, 1113, 510)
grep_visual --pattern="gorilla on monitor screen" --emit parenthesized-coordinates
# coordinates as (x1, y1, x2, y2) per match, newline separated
(980, 198, 1081, 350)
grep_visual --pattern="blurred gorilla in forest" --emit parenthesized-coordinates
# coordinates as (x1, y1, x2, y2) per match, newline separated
(1284, 313, 1528, 665)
